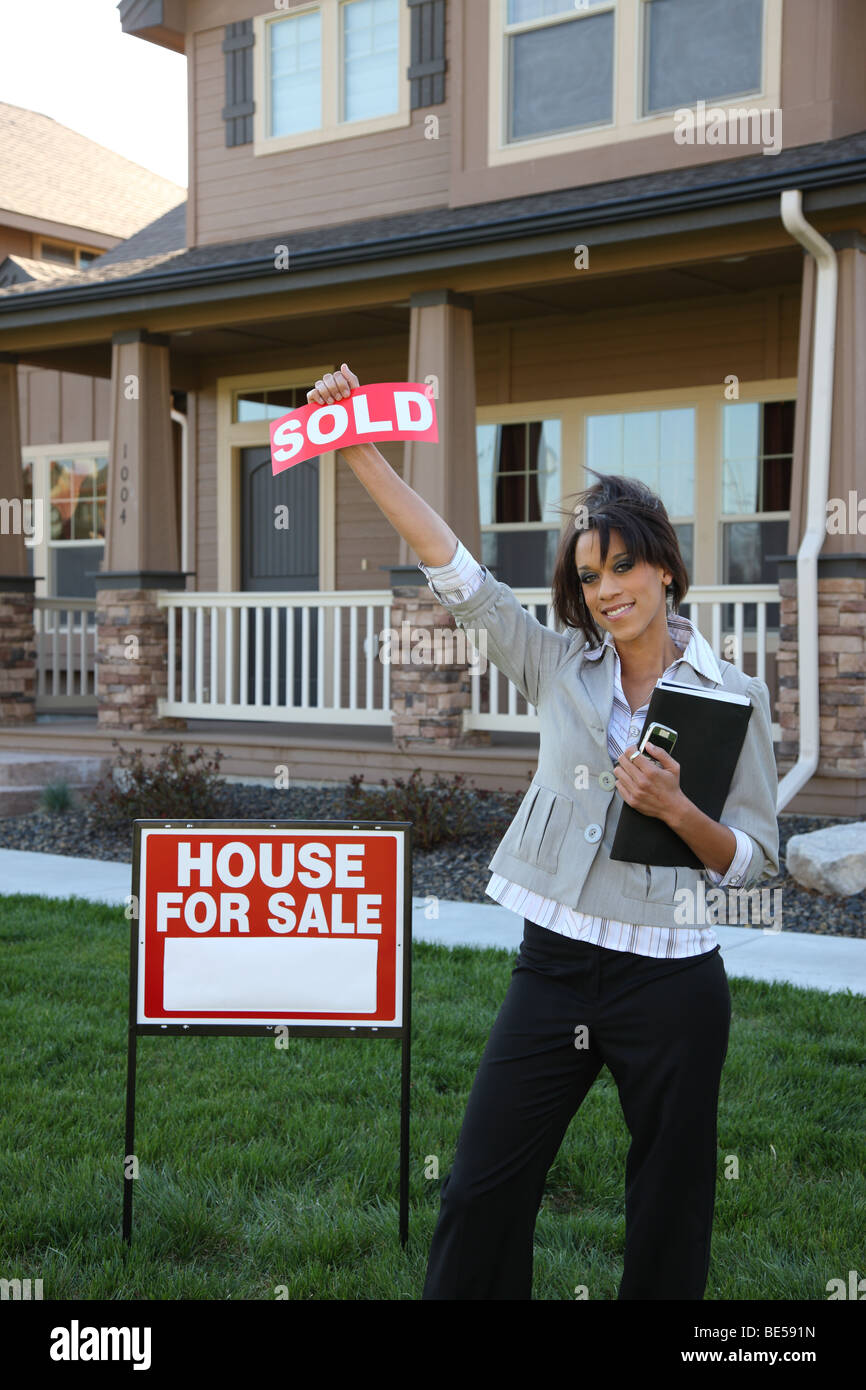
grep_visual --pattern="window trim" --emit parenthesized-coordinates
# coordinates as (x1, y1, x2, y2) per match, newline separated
(216, 367, 337, 594)
(476, 379, 795, 590)
(35, 238, 103, 268)
(252, 0, 412, 156)
(487, 0, 783, 167)
(21, 441, 109, 599)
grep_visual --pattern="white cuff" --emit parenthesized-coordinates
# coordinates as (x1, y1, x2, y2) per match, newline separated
(417, 539, 485, 605)
(704, 826, 753, 887)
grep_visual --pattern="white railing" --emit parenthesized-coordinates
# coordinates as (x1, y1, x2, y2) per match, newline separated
(465, 584, 782, 739)
(157, 590, 393, 723)
(34, 599, 98, 709)
(156, 584, 781, 737)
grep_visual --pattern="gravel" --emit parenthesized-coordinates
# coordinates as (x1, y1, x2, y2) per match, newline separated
(0, 782, 862, 940)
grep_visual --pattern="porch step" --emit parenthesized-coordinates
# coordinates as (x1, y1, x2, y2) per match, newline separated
(0, 753, 110, 817)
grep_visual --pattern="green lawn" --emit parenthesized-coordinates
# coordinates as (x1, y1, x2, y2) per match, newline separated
(0, 893, 863, 1301)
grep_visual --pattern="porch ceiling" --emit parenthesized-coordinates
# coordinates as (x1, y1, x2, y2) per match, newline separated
(12, 243, 805, 384)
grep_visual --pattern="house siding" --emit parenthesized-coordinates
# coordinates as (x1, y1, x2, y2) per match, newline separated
(17, 365, 110, 447)
(191, 15, 452, 246)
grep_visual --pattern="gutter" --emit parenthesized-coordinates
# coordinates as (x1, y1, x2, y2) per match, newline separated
(777, 189, 838, 812)
(0, 148, 864, 322)
(171, 406, 188, 574)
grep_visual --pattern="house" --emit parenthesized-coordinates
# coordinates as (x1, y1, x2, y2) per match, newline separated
(0, 100, 185, 718)
(0, 0, 863, 816)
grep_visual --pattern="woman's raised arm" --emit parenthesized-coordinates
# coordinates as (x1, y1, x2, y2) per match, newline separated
(308, 363, 459, 568)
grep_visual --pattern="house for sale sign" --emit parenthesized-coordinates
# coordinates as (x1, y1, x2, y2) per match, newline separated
(132, 821, 409, 1030)
(269, 382, 438, 475)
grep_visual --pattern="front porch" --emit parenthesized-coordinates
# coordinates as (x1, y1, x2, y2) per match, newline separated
(1, 195, 865, 815)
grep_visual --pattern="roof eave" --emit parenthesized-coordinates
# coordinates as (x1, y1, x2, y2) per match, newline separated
(117, 0, 186, 54)
(0, 157, 864, 332)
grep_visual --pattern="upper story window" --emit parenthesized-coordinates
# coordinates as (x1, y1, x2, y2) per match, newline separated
(504, 0, 615, 143)
(642, 0, 764, 116)
(37, 239, 102, 269)
(254, 0, 411, 154)
(488, 0, 781, 166)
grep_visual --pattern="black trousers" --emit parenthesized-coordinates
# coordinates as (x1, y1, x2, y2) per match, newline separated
(421, 917, 732, 1300)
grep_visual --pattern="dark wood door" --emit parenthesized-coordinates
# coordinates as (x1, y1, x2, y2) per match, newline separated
(240, 447, 319, 707)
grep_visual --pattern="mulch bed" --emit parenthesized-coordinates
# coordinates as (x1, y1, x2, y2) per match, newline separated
(0, 784, 862, 939)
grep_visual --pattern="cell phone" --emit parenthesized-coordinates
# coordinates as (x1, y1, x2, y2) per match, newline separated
(638, 722, 678, 757)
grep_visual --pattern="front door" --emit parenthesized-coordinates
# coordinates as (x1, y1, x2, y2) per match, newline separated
(240, 446, 319, 707)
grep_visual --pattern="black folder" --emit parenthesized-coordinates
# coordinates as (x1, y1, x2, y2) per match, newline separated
(609, 680, 753, 869)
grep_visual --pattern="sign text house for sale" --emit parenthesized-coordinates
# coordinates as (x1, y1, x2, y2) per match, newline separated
(133, 822, 409, 1030)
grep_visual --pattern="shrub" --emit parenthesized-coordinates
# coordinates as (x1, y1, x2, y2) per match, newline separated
(40, 781, 75, 814)
(87, 741, 227, 832)
(343, 767, 516, 851)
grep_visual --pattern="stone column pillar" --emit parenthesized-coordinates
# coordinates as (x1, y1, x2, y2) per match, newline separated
(774, 239, 866, 815)
(96, 331, 187, 731)
(0, 355, 36, 724)
(387, 291, 490, 750)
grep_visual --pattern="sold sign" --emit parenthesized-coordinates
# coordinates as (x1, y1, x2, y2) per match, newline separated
(269, 382, 438, 475)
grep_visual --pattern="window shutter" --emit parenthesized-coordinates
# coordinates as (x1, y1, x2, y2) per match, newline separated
(222, 21, 255, 147)
(407, 0, 447, 109)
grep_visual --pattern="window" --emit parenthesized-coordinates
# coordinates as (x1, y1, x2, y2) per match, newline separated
(476, 419, 562, 586)
(233, 387, 308, 423)
(254, 0, 410, 153)
(269, 9, 322, 136)
(488, 0, 781, 165)
(504, 0, 615, 143)
(342, 0, 400, 122)
(23, 448, 108, 598)
(585, 406, 695, 578)
(642, 0, 763, 116)
(720, 399, 793, 629)
(37, 240, 103, 269)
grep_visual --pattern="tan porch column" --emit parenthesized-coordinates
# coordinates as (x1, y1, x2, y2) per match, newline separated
(388, 291, 489, 751)
(776, 236, 866, 815)
(0, 355, 36, 724)
(96, 331, 185, 732)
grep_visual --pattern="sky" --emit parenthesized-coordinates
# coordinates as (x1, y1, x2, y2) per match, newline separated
(0, 0, 188, 187)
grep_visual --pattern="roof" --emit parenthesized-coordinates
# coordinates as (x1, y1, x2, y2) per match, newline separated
(0, 256, 84, 289)
(0, 127, 864, 314)
(92, 199, 187, 266)
(0, 102, 186, 240)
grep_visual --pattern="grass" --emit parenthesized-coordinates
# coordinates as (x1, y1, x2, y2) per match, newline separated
(0, 893, 863, 1301)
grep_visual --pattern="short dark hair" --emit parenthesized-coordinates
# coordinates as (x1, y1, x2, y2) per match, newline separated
(549, 469, 690, 647)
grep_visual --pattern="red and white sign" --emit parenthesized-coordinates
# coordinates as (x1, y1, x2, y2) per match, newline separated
(269, 382, 438, 475)
(135, 826, 405, 1027)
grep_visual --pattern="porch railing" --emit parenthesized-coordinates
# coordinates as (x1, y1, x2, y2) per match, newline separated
(34, 599, 98, 710)
(466, 584, 781, 739)
(156, 584, 781, 739)
(157, 590, 394, 723)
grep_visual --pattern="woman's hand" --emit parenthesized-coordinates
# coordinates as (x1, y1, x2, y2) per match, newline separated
(613, 741, 686, 824)
(308, 362, 359, 406)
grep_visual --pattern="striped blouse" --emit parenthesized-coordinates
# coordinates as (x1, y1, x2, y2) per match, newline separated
(418, 540, 754, 960)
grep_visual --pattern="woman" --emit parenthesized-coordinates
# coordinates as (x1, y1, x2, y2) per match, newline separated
(307, 363, 780, 1301)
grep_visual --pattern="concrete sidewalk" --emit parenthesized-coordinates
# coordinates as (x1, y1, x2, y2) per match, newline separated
(0, 847, 863, 997)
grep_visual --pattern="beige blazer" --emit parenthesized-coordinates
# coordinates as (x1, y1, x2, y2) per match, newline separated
(445, 566, 780, 930)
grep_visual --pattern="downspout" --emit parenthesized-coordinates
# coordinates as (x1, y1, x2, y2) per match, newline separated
(171, 406, 188, 575)
(777, 190, 837, 811)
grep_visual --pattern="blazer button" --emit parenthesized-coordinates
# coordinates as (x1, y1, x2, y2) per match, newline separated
(598, 770, 615, 790)
(584, 823, 602, 843)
